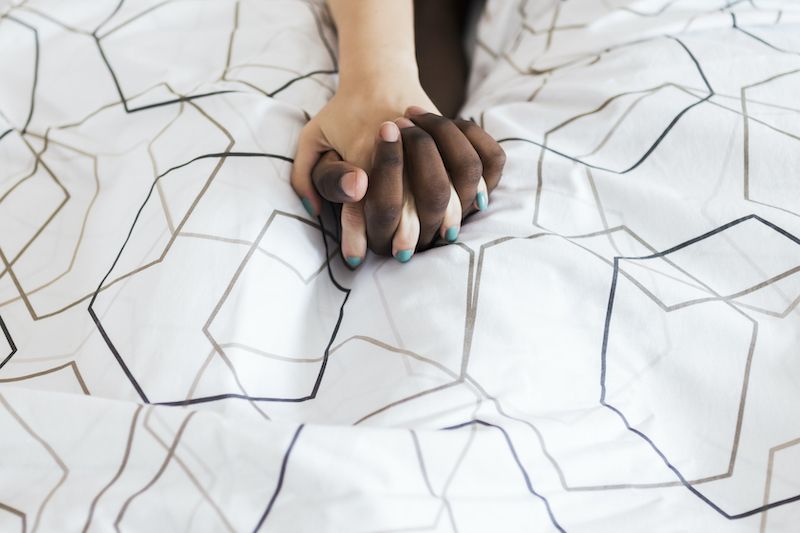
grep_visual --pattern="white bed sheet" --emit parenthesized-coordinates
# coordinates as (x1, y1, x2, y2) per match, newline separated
(1, 0, 799, 531)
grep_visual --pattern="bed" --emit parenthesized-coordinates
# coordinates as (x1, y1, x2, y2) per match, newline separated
(1, 0, 799, 531)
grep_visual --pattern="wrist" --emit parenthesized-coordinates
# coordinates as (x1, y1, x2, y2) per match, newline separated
(335, 75, 431, 118)
(338, 47, 419, 93)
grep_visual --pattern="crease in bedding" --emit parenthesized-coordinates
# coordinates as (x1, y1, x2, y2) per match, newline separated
(0, 0, 799, 531)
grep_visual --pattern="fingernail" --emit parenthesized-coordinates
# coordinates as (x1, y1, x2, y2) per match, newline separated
(476, 192, 488, 211)
(301, 196, 315, 217)
(445, 226, 459, 243)
(379, 121, 400, 142)
(405, 105, 428, 116)
(395, 117, 414, 129)
(345, 256, 362, 268)
(340, 171, 357, 198)
(395, 249, 413, 263)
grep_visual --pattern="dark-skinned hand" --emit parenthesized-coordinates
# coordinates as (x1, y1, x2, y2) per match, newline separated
(309, 106, 505, 266)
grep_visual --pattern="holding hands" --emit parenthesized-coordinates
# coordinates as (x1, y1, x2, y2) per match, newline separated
(289, 0, 505, 267)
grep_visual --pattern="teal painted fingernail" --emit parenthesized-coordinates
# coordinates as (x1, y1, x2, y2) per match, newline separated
(476, 191, 488, 211)
(395, 249, 413, 263)
(301, 196, 315, 217)
(445, 226, 459, 243)
(345, 256, 362, 268)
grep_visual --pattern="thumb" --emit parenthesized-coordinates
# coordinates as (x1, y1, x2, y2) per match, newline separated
(312, 150, 368, 204)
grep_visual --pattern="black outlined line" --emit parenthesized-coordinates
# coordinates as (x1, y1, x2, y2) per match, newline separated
(443, 419, 566, 533)
(500, 35, 713, 176)
(92, 34, 236, 114)
(156, 206, 350, 406)
(266, 68, 338, 97)
(89, 150, 352, 406)
(252, 424, 304, 532)
(0, 313, 16, 370)
(600, 214, 800, 519)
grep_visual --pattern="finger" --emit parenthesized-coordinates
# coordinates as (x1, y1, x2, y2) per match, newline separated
(364, 121, 404, 256)
(440, 185, 462, 243)
(399, 120, 451, 248)
(311, 150, 368, 204)
(290, 121, 327, 217)
(341, 201, 367, 268)
(453, 118, 506, 194)
(473, 176, 489, 212)
(392, 193, 420, 263)
(406, 106, 482, 213)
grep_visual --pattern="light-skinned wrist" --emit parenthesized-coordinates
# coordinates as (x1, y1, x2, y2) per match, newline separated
(338, 46, 419, 92)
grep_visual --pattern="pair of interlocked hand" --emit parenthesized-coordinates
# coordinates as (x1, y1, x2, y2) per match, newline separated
(292, 106, 506, 266)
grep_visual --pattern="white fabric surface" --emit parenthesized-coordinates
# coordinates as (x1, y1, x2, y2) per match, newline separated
(1, 0, 799, 531)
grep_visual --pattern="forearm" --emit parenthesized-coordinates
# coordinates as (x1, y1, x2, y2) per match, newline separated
(326, 0, 419, 91)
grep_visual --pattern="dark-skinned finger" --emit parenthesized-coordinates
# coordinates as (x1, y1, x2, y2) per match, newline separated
(406, 106, 482, 213)
(364, 121, 404, 256)
(453, 118, 506, 193)
(400, 124, 451, 249)
(311, 149, 368, 204)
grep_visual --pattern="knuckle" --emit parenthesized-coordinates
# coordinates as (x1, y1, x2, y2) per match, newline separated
(418, 184, 451, 213)
(489, 145, 507, 170)
(457, 119, 479, 136)
(425, 117, 451, 138)
(374, 151, 402, 172)
(298, 123, 316, 142)
(366, 203, 402, 229)
(405, 128, 435, 150)
(453, 156, 483, 181)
